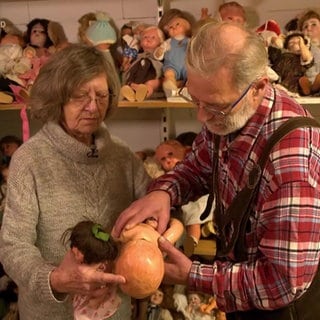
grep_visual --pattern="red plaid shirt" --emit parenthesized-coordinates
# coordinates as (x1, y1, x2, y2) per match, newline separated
(149, 84, 320, 312)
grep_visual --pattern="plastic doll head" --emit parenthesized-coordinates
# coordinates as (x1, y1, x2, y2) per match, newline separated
(164, 16, 191, 40)
(25, 18, 53, 48)
(218, 1, 246, 25)
(155, 139, 186, 172)
(188, 292, 203, 308)
(140, 26, 164, 53)
(299, 10, 320, 45)
(78, 12, 97, 44)
(0, 135, 22, 158)
(150, 288, 164, 306)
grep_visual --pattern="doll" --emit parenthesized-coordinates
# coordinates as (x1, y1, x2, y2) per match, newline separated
(121, 25, 164, 102)
(62, 220, 121, 320)
(269, 31, 315, 96)
(154, 9, 193, 93)
(154, 140, 214, 251)
(299, 9, 320, 95)
(79, 11, 119, 77)
(147, 288, 173, 320)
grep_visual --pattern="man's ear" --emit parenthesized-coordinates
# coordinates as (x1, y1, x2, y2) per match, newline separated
(252, 77, 268, 96)
(71, 247, 85, 264)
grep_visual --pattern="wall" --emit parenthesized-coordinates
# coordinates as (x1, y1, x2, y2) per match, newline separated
(0, 0, 320, 151)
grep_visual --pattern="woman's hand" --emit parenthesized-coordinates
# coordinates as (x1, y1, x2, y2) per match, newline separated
(157, 236, 192, 285)
(50, 250, 125, 297)
(112, 190, 171, 238)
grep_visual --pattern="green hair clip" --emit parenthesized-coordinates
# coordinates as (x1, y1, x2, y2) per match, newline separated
(92, 224, 110, 242)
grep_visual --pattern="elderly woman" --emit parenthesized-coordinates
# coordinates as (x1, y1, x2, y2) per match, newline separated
(0, 44, 151, 319)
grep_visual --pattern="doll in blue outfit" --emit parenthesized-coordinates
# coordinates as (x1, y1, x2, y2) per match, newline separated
(154, 9, 193, 93)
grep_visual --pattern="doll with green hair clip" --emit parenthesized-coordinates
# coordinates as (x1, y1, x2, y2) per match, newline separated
(62, 220, 121, 320)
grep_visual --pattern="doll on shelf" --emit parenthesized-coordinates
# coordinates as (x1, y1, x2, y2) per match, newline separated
(154, 139, 214, 252)
(147, 287, 173, 320)
(79, 11, 119, 76)
(62, 220, 121, 320)
(121, 25, 164, 102)
(154, 9, 193, 94)
(269, 31, 315, 96)
(299, 9, 320, 95)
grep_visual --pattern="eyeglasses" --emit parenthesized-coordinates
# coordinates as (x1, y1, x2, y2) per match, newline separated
(70, 89, 115, 107)
(178, 81, 253, 117)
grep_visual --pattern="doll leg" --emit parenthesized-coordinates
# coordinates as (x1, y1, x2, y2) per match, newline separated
(299, 76, 311, 95)
(120, 85, 135, 102)
(0, 91, 14, 104)
(311, 73, 320, 94)
(134, 84, 148, 102)
(163, 69, 178, 91)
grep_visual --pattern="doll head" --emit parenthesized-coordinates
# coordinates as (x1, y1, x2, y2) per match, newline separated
(187, 292, 204, 309)
(62, 220, 118, 265)
(149, 288, 164, 306)
(25, 18, 53, 49)
(0, 18, 24, 46)
(284, 31, 310, 55)
(218, 1, 246, 25)
(155, 139, 186, 172)
(0, 135, 22, 164)
(158, 9, 193, 39)
(78, 12, 97, 44)
(85, 12, 117, 50)
(140, 26, 164, 53)
(299, 10, 320, 45)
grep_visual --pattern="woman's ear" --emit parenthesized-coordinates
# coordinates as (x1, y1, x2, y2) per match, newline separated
(71, 246, 85, 263)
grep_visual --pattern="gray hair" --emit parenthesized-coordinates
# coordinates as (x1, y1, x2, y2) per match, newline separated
(29, 43, 120, 123)
(186, 21, 268, 90)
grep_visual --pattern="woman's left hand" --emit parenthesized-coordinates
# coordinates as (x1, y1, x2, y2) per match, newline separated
(50, 250, 125, 296)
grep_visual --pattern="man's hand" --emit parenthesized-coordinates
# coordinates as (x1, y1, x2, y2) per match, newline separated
(112, 190, 171, 238)
(158, 236, 192, 285)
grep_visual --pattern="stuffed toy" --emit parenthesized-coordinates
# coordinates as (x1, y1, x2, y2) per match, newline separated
(121, 25, 164, 102)
(154, 9, 193, 94)
(299, 9, 320, 95)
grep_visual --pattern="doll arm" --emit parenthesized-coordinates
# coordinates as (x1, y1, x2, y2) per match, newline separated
(299, 36, 313, 65)
(153, 39, 170, 60)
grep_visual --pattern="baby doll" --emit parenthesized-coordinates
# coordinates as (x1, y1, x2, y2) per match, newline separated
(0, 135, 22, 165)
(62, 220, 121, 320)
(121, 25, 164, 102)
(200, 1, 246, 26)
(154, 140, 214, 249)
(147, 287, 173, 320)
(155, 9, 193, 93)
(299, 9, 320, 95)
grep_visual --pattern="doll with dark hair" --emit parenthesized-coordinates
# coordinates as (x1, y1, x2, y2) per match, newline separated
(62, 220, 121, 320)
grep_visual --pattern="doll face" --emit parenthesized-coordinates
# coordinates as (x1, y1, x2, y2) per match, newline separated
(1, 142, 20, 157)
(287, 36, 302, 55)
(188, 293, 202, 308)
(150, 289, 164, 305)
(30, 23, 47, 48)
(140, 28, 161, 52)
(165, 17, 190, 39)
(302, 18, 320, 44)
(155, 144, 185, 172)
(220, 6, 246, 25)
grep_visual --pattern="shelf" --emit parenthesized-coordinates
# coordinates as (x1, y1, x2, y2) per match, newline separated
(0, 100, 194, 111)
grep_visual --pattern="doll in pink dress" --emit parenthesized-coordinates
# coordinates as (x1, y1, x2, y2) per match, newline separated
(62, 220, 121, 320)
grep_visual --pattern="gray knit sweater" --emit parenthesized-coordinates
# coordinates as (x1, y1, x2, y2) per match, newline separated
(0, 121, 151, 320)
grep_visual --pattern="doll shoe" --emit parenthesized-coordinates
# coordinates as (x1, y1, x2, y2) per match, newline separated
(120, 85, 135, 102)
(0, 91, 14, 104)
(135, 84, 148, 102)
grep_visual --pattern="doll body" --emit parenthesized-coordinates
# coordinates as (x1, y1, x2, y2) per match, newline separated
(155, 13, 191, 92)
(121, 26, 164, 102)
